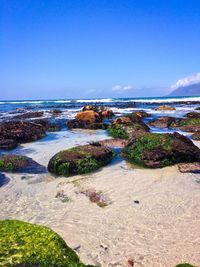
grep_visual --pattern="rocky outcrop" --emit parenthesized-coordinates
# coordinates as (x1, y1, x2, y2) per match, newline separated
(0, 121, 46, 150)
(122, 132, 200, 168)
(48, 143, 114, 176)
(50, 109, 62, 115)
(0, 154, 45, 173)
(75, 110, 102, 123)
(108, 115, 150, 140)
(155, 105, 176, 111)
(0, 220, 95, 267)
(148, 117, 177, 128)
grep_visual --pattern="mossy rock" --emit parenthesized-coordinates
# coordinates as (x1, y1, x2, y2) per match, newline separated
(48, 143, 114, 176)
(122, 132, 200, 168)
(0, 220, 95, 267)
(171, 118, 200, 132)
(0, 154, 45, 173)
(108, 115, 149, 140)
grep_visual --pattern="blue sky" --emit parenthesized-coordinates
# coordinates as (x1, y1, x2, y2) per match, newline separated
(1, 0, 200, 100)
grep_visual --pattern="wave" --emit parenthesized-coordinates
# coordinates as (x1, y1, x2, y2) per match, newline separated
(0, 96, 200, 105)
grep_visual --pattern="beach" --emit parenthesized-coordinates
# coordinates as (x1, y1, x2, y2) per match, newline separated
(0, 97, 200, 267)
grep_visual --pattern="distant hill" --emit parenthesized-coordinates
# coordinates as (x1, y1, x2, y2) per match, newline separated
(168, 83, 200, 96)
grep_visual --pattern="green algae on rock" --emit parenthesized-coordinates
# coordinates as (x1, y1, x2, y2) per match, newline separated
(122, 132, 200, 168)
(48, 143, 114, 176)
(0, 220, 95, 267)
(108, 115, 149, 140)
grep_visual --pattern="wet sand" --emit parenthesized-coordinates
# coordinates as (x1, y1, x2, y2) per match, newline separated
(0, 130, 200, 267)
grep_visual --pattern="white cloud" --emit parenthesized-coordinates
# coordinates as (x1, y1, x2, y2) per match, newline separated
(112, 84, 133, 91)
(171, 72, 200, 89)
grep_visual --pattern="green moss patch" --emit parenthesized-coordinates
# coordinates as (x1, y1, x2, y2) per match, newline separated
(108, 124, 129, 139)
(0, 220, 95, 267)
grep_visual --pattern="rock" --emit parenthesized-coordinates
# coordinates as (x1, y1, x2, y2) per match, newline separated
(14, 111, 44, 119)
(0, 220, 95, 267)
(33, 119, 61, 132)
(0, 121, 46, 148)
(131, 110, 150, 118)
(75, 110, 102, 123)
(178, 163, 200, 173)
(0, 139, 18, 150)
(171, 118, 200, 132)
(192, 132, 200, 140)
(127, 258, 134, 267)
(108, 115, 149, 140)
(82, 105, 99, 112)
(100, 109, 114, 118)
(122, 132, 200, 168)
(50, 109, 62, 115)
(0, 154, 46, 173)
(55, 190, 71, 202)
(148, 117, 177, 128)
(48, 143, 114, 176)
(67, 119, 107, 130)
(185, 112, 200, 118)
(155, 105, 176, 111)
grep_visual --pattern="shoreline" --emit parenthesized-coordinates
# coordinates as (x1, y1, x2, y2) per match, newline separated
(0, 132, 200, 266)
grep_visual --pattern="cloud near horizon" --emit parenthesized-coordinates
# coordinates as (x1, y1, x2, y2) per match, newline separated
(112, 84, 133, 91)
(171, 72, 200, 89)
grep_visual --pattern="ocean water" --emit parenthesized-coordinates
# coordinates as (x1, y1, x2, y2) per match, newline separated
(0, 96, 200, 120)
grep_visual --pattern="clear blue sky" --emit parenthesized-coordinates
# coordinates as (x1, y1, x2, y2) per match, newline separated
(1, 0, 200, 100)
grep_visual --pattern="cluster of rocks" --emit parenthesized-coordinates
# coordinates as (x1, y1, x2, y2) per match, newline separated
(67, 105, 114, 130)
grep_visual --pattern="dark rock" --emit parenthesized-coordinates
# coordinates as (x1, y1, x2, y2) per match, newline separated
(185, 111, 200, 118)
(0, 154, 46, 173)
(50, 109, 62, 115)
(0, 121, 46, 148)
(14, 111, 44, 119)
(133, 200, 140, 204)
(122, 132, 200, 168)
(0, 139, 18, 150)
(48, 143, 114, 176)
(148, 117, 177, 128)
(67, 119, 107, 130)
(82, 105, 99, 112)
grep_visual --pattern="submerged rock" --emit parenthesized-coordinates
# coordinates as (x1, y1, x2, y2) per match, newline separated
(0, 172, 10, 187)
(155, 105, 176, 111)
(108, 115, 149, 140)
(0, 220, 95, 267)
(148, 117, 177, 128)
(122, 132, 200, 168)
(0, 154, 46, 173)
(48, 143, 114, 176)
(178, 162, 200, 173)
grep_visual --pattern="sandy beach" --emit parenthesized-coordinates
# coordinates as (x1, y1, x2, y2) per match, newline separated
(1, 129, 200, 267)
